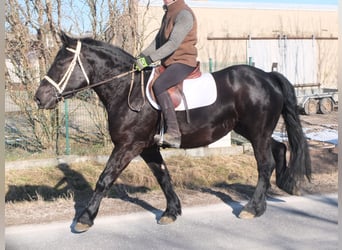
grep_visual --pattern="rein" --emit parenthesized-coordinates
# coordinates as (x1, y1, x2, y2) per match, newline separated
(43, 40, 146, 112)
(128, 70, 146, 112)
(60, 69, 136, 98)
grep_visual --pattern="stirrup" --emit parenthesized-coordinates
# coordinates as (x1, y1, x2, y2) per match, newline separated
(155, 112, 181, 148)
(154, 133, 181, 148)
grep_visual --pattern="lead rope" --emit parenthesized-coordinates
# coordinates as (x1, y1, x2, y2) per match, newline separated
(127, 66, 146, 112)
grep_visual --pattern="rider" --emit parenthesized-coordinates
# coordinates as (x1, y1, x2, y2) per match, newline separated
(135, 0, 198, 148)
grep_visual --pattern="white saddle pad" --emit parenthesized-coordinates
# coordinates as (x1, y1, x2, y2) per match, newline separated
(146, 68, 217, 111)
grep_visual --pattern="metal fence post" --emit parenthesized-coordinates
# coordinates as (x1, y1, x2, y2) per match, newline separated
(209, 58, 213, 72)
(64, 99, 70, 155)
(248, 56, 253, 66)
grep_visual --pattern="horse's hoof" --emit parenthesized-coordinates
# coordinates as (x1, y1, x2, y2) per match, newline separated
(238, 210, 256, 219)
(73, 222, 91, 233)
(292, 186, 301, 196)
(158, 216, 176, 225)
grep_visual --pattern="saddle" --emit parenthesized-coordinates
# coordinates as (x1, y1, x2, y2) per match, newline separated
(148, 62, 202, 108)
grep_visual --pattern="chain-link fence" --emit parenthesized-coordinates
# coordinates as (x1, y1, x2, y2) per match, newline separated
(5, 90, 113, 161)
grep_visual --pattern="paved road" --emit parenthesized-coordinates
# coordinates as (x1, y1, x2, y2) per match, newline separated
(6, 194, 337, 250)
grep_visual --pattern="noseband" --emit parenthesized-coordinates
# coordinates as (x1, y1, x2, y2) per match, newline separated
(44, 40, 90, 94)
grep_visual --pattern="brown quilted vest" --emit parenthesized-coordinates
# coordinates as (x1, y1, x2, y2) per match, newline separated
(157, 0, 198, 67)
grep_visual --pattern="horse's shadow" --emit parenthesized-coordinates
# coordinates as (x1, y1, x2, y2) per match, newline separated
(6, 163, 94, 206)
(200, 183, 251, 217)
(5, 163, 163, 223)
(201, 182, 286, 217)
(6, 165, 285, 224)
(107, 184, 163, 215)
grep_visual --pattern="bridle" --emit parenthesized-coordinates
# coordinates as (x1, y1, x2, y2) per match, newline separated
(43, 40, 145, 112)
(44, 40, 90, 94)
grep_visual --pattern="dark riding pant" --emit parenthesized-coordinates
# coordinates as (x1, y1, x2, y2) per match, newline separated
(152, 63, 196, 96)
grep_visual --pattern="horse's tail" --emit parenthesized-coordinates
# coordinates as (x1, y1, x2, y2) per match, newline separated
(271, 71, 311, 194)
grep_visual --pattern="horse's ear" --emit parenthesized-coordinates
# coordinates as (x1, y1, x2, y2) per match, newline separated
(59, 31, 76, 46)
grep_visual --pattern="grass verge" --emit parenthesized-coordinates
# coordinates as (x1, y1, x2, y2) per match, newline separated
(5, 154, 257, 203)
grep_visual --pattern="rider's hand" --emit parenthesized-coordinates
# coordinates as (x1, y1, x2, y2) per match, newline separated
(135, 55, 152, 71)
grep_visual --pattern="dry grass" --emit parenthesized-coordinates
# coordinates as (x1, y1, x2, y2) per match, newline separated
(5, 154, 258, 203)
(6, 146, 337, 206)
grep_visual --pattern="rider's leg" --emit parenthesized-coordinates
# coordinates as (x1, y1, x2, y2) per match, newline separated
(153, 63, 195, 148)
(155, 91, 181, 148)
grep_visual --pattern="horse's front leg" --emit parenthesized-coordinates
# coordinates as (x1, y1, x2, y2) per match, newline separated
(140, 145, 181, 224)
(73, 145, 140, 233)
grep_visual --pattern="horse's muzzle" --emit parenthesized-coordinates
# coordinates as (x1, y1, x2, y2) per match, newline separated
(34, 87, 59, 109)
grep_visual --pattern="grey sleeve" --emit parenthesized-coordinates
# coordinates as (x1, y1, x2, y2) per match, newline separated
(141, 37, 157, 57)
(146, 9, 194, 62)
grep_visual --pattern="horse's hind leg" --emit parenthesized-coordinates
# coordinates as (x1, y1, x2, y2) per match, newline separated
(140, 145, 181, 224)
(271, 139, 286, 177)
(271, 139, 299, 195)
(239, 138, 275, 219)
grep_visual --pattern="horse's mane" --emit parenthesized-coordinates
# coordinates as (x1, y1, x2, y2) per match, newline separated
(80, 37, 135, 61)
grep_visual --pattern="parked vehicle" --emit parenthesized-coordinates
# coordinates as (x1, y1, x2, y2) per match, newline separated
(294, 83, 338, 115)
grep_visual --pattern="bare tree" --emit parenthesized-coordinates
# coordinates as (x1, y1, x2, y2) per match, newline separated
(105, 0, 139, 54)
(6, 0, 61, 153)
(5, 0, 141, 156)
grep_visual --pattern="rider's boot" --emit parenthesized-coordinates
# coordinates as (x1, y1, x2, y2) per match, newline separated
(154, 91, 181, 148)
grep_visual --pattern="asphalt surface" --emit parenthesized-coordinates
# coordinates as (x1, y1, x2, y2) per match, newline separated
(6, 193, 338, 250)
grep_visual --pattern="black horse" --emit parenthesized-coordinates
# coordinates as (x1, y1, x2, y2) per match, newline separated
(34, 33, 311, 232)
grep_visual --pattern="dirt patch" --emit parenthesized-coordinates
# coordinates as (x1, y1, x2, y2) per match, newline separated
(5, 112, 338, 226)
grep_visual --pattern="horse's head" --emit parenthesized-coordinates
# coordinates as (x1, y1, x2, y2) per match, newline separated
(34, 32, 91, 109)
